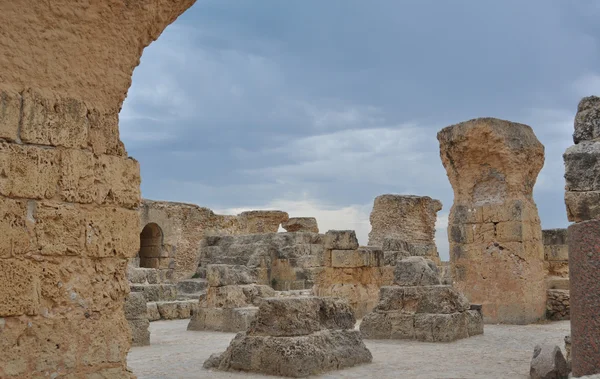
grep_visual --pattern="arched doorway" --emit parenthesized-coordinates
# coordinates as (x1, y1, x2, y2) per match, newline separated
(139, 223, 164, 269)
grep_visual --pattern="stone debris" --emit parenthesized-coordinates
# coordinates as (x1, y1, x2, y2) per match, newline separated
(282, 217, 319, 233)
(529, 344, 569, 379)
(360, 256, 482, 342)
(438, 117, 546, 324)
(204, 296, 372, 377)
(125, 292, 150, 347)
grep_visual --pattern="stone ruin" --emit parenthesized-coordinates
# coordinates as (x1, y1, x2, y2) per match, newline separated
(282, 217, 319, 233)
(187, 264, 275, 332)
(124, 293, 150, 347)
(543, 229, 570, 321)
(563, 96, 600, 377)
(438, 118, 547, 324)
(360, 256, 483, 341)
(204, 296, 372, 377)
(369, 194, 442, 264)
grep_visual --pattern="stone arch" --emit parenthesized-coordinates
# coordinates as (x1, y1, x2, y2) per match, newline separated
(139, 223, 165, 268)
(0, 1, 196, 377)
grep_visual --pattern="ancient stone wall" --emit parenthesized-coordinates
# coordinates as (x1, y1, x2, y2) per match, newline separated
(543, 229, 570, 321)
(368, 195, 442, 264)
(138, 199, 287, 280)
(0, 1, 195, 376)
(438, 118, 546, 324)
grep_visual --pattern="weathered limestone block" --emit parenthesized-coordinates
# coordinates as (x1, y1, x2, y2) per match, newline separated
(124, 292, 147, 320)
(147, 302, 160, 321)
(529, 345, 569, 379)
(188, 307, 258, 332)
(324, 230, 359, 250)
(205, 285, 275, 309)
(374, 285, 469, 314)
(154, 300, 198, 320)
(331, 247, 383, 268)
(238, 210, 289, 233)
(0, 142, 59, 199)
(413, 312, 469, 342)
(564, 142, 600, 222)
(128, 319, 150, 347)
(282, 217, 319, 233)
(0, 89, 21, 141)
(368, 195, 442, 255)
(0, 259, 40, 316)
(568, 219, 600, 377)
(207, 264, 257, 287)
(205, 296, 372, 377)
(438, 118, 546, 324)
(573, 96, 600, 143)
(130, 284, 178, 302)
(249, 297, 355, 337)
(0, 197, 35, 258)
(394, 257, 441, 286)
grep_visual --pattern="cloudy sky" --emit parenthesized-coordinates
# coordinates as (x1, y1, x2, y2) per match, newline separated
(120, 0, 600, 260)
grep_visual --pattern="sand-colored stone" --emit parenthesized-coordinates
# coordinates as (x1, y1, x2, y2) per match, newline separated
(368, 195, 442, 261)
(0, 0, 195, 376)
(438, 118, 546, 324)
(238, 210, 289, 233)
(282, 217, 319, 233)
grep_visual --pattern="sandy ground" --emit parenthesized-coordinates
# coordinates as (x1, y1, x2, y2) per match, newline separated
(127, 319, 570, 379)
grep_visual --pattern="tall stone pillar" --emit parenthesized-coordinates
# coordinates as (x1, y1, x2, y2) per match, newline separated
(438, 118, 546, 324)
(0, 1, 195, 377)
(368, 194, 442, 263)
(564, 96, 600, 377)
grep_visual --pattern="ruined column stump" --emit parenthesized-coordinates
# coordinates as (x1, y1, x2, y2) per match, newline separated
(368, 195, 442, 263)
(438, 118, 546, 324)
(568, 219, 600, 377)
(204, 296, 372, 377)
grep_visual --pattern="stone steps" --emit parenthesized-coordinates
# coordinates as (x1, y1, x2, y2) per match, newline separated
(177, 292, 206, 301)
(130, 283, 178, 302)
(177, 278, 208, 294)
(147, 300, 199, 321)
(127, 267, 171, 284)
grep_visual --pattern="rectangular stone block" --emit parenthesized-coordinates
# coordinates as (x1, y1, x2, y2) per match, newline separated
(207, 264, 257, 287)
(128, 319, 150, 347)
(545, 260, 569, 277)
(0, 142, 59, 199)
(451, 205, 484, 224)
(0, 197, 34, 258)
(466, 310, 484, 336)
(205, 284, 274, 308)
(0, 89, 21, 141)
(34, 201, 85, 256)
(482, 201, 525, 223)
(542, 228, 568, 246)
(187, 307, 258, 332)
(331, 247, 383, 268)
(0, 259, 40, 316)
(130, 284, 178, 302)
(544, 245, 569, 261)
(58, 148, 95, 203)
(21, 89, 88, 149)
(248, 297, 355, 337)
(546, 276, 570, 290)
(84, 205, 140, 258)
(124, 292, 147, 320)
(375, 286, 469, 314)
(565, 191, 600, 222)
(87, 108, 126, 156)
(496, 221, 523, 242)
(388, 312, 416, 339)
(413, 312, 468, 342)
(94, 154, 141, 209)
(324, 230, 359, 250)
(147, 302, 160, 321)
(564, 142, 600, 192)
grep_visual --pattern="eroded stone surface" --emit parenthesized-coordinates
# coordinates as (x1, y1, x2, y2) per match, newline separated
(205, 296, 372, 377)
(394, 257, 441, 286)
(573, 96, 600, 144)
(282, 217, 319, 233)
(529, 345, 569, 379)
(438, 118, 546, 324)
(368, 194, 442, 263)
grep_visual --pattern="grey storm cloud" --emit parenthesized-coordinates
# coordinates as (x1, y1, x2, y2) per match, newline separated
(120, 0, 600, 257)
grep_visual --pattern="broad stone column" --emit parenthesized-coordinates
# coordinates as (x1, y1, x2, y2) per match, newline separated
(368, 194, 442, 262)
(564, 96, 600, 377)
(0, 1, 195, 377)
(438, 118, 546, 324)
